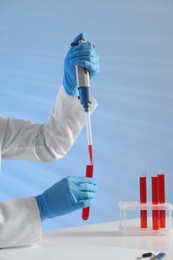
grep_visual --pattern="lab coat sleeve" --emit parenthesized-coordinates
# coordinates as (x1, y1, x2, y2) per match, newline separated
(0, 197, 41, 248)
(0, 85, 98, 161)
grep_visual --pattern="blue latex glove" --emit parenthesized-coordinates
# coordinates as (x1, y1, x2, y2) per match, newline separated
(63, 33, 99, 96)
(35, 176, 98, 221)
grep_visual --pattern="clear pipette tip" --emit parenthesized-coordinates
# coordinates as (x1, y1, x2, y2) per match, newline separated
(85, 110, 94, 165)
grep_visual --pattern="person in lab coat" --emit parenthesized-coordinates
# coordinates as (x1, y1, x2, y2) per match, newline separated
(0, 33, 99, 248)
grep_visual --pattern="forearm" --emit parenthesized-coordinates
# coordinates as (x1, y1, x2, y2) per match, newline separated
(1, 85, 98, 161)
(43, 85, 98, 160)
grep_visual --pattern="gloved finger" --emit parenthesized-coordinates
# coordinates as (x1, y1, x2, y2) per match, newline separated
(82, 177, 98, 186)
(79, 183, 98, 192)
(79, 191, 97, 200)
(74, 200, 88, 209)
(69, 194, 94, 210)
(69, 49, 96, 59)
(71, 176, 97, 185)
(79, 198, 95, 208)
(76, 60, 100, 76)
(72, 42, 95, 51)
(70, 55, 99, 66)
(72, 33, 85, 44)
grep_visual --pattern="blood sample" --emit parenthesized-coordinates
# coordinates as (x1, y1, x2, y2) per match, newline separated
(158, 173, 165, 228)
(140, 176, 147, 228)
(152, 176, 159, 230)
(82, 164, 94, 221)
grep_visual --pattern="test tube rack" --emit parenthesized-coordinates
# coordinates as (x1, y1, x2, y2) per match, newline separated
(118, 201, 173, 236)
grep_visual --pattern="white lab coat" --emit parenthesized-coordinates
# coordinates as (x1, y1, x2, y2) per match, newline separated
(0, 85, 97, 248)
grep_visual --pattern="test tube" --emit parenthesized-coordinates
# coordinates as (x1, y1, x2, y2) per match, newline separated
(82, 164, 94, 220)
(139, 176, 147, 228)
(152, 176, 159, 230)
(158, 173, 165, 228)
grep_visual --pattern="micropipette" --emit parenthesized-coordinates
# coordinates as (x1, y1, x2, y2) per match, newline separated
(75, 37, 94, 165)
(74, 37, 94, 220)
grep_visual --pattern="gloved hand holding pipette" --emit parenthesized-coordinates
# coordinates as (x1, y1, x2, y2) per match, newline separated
(63, 33, 99, 96)
(35, 176, 98, 221)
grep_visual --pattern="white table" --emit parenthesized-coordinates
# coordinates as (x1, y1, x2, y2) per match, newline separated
(0, 219, 172, 259)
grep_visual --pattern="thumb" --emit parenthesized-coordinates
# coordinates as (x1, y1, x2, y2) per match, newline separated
(72, 33, 85, 43)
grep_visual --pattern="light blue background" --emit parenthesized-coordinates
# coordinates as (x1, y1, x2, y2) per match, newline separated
(0, 0, 173, 231)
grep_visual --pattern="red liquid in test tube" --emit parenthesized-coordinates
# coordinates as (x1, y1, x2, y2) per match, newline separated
(152, 176, 159, 230)
(158, 173, 165, 228)
(82, 164, 94, 220)
(140, 176, 147, 228)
